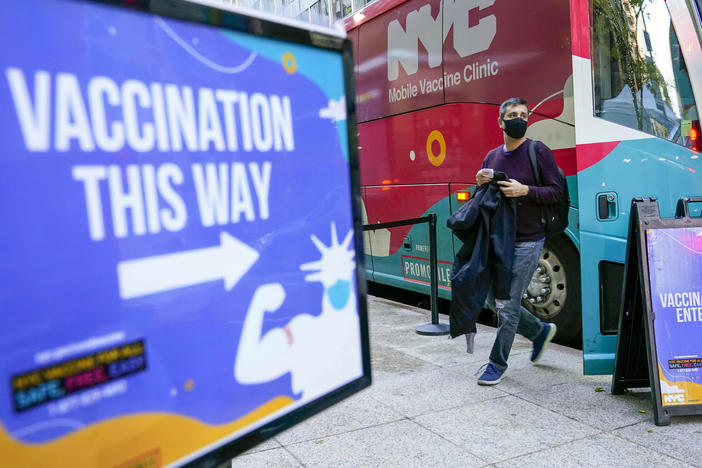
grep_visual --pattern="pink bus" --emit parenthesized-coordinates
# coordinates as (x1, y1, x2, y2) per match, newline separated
(345, 0, 702, 373)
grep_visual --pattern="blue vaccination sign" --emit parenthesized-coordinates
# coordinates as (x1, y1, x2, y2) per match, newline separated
(0, 0, 367, 465)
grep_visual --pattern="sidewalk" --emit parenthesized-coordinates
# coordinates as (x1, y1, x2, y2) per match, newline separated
(230, 295, 702, 467)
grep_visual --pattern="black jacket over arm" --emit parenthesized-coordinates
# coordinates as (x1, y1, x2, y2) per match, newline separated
(447, 177, 516, 338)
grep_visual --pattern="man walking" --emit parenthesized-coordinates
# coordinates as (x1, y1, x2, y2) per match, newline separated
(475, 97, 562, 385)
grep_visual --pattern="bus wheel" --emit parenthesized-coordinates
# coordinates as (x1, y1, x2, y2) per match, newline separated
(522, 233, 581, 346)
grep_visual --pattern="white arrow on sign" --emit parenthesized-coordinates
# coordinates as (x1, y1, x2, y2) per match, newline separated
(117, 232, 259, 300)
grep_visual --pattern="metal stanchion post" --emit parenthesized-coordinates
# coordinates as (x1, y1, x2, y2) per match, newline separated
(416, 213, 450, 336)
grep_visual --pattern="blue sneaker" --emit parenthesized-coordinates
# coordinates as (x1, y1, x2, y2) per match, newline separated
(476, 363, 504, 385)
(531, 323, 557, 363)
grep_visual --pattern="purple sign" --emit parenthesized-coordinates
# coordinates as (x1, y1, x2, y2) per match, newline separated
(646, 227, 702, 406)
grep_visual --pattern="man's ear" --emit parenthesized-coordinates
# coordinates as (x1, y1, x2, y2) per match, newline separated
(497, 117, 504, 129)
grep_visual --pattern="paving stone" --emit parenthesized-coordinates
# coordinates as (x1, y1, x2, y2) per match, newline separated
(614, 416, 702, 467)
(518, 382, 653, 431)
(274, 389, 403, 445)
(383, 327, 509, 368)
(414, 395, 598, 464)
(370, 343, 441, 381)
(496, 433, 693, 468)
(236, 294, 698, 466)
(449, 344, 602, 396)
(285, 419, 485, 468)
(370, 325, 448, 352)
(366, 296, 431, 326)
(230, 447, 302, 468)
(368, 366, 505, 418)
(239, 436, 280, 455)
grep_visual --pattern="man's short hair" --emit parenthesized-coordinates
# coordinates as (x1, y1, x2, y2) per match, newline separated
(499, 97, 529, 119)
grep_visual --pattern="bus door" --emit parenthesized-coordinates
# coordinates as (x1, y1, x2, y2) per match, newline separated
(572, 0, 702, 374)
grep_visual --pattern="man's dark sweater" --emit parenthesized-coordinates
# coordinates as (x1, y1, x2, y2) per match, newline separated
(481, 139, 562, 241)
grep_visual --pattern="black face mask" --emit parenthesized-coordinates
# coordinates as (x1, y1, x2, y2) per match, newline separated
(502, 117, 527, 139)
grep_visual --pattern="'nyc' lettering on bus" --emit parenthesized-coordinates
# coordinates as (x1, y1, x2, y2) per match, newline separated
(387, 0, 496, 80)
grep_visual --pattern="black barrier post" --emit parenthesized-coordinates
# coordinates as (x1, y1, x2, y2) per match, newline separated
(415, 213, 450, 335)
(363, 214, 449, 336)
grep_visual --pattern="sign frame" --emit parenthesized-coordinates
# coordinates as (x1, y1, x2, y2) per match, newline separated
(1, 0, 370, 465)
(612, 197, 702, 426)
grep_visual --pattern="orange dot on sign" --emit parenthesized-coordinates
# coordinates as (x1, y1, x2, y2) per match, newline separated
(282, 52, 297, 74)
(185, 379, 195, 392)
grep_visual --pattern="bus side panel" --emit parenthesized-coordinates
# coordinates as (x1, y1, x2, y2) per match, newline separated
(360, 187, 375, 281)
(364, 184, 454, 298)
(357, 104, 502, 187)
(442, 0, 572, 120)
(572, 0, 702, 374)
(355, 0, 573, 122)
(349, 26, 360, 92)
(355, 0, 444, 122)
(448, 183, 473, 258)
(577, 138, 702, 374)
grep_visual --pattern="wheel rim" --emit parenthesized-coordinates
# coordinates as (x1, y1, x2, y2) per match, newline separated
(522, 246, 568, 320)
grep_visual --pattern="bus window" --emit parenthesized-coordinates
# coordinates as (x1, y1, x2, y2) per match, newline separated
(591, 0, 700, 149)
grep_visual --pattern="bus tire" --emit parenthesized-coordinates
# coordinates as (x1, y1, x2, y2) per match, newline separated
(522, 233, 581, 346)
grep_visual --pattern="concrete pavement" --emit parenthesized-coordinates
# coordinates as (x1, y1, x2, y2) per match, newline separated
(229, 295, 702, 467)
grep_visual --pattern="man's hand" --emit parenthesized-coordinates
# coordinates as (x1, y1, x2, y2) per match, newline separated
(497, 179, 529, 197)
(476, 169, 493, 186)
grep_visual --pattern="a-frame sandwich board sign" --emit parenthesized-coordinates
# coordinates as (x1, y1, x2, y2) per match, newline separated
(612, 197, 702, 426)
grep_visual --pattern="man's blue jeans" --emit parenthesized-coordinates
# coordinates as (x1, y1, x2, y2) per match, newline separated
(486, 240, 546, 371)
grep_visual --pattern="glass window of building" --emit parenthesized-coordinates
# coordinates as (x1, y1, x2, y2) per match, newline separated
(591, 0, 700, 150)
(338, 0, 352, 18)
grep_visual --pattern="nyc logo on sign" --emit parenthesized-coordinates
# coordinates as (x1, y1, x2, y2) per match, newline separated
(661, 380, 687, 405)
(387, 0, 496, 80)
(663, 393, 686, 404)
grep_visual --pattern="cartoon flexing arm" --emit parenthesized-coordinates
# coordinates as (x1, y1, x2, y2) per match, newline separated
(234, 283, 292, 384)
